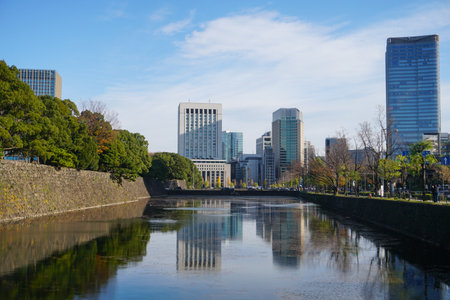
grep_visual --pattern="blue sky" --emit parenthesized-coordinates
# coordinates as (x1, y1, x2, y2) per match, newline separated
(1, 0, 449, 154)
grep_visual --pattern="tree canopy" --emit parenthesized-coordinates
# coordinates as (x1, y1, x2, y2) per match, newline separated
(0, 60, 151, 181)
(147, 152, 202, 188)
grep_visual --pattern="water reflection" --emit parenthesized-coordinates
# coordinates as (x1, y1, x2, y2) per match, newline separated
(255, 203, 305, 267)
(0, 197, 449, 299)
(0, 218, 150, 299)
(174, 200, 243, 271)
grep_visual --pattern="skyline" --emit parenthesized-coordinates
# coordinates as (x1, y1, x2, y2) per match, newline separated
(1, 1, 450, 155)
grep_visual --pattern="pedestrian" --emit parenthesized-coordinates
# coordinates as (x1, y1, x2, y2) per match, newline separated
(432, 185, 439, 203)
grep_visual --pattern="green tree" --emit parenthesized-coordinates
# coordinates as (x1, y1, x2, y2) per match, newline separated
(147, 152, 201, 188)
(0, 61, 44, 158)
(378, 158, 400, 196)
(409, 140, 437, 200)
(100, 130, 151, 181)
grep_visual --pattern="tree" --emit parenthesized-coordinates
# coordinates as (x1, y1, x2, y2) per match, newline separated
(0, 60, 45, 158)
(378, 158, 400, 196)
(217, 176, 221, 188)
(100, 130, 152, 181)
(147, 152, 201, 188)
(358, 106, 400, 195)
(408, 140, 437, 200)
(324, 133, 352, 194)
(79, 110, 116, 154)
(82, 100, 120, 129)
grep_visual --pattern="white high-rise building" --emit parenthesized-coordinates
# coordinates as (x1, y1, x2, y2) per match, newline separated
(178, 102, 230, 187)
(178, 102, 222, 159)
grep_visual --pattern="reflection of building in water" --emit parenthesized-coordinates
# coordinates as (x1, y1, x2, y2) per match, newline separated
(256, 204, 305, 267)
(176, 200, 244, 271)
(177, 215, 222, 271)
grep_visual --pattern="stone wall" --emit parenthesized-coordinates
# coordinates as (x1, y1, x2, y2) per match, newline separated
(300, 192, 450, 250)
(0, 160, 150, 222)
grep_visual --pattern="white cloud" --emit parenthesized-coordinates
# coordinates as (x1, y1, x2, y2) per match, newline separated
(159, 10, 195, 35)
(98, 4, 450, 154)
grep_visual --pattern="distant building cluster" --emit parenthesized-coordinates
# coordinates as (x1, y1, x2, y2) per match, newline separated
(176, 34, 448, 188)
(178, 102, 306, 187)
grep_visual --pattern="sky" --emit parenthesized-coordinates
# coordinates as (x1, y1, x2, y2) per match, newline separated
(1, 0, 450, 155)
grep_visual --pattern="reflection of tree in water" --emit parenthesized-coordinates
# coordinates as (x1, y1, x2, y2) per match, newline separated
(307, 211, 360, 274)
(0, 219, 150, 300)
(308, 208, 448, 299)
(363, 246, 448, 299)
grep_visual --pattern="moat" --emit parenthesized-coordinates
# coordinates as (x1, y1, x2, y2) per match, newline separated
(0, 196, 449, 299)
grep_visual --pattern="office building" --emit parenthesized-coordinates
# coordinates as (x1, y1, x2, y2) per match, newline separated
(222, 131, 243, 162)
(234, 154, 262, 186)
(272, 108, 304, 179)
(18, 68, 62, 98)
(386, 35, 440, 152)
(256, 131, 272, 156)
(256, 131, 275, 186)
(263, 147, 276, 186)
(178, 102, 222, 159)
(304, 141, 315, 172)
(178, 102, 230, 186)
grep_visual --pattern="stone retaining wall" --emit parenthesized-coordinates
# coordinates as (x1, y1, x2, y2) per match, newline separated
(300, 192, 450, 250)
(0, 160, 150, 222)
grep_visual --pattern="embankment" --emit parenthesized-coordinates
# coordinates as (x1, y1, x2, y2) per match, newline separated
(300, 192, 450, 250)
(0, 160, 150, 222)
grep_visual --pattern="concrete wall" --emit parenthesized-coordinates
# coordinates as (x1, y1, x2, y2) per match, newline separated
(300, 192, 450, 250)
(0, 160, 150, 222)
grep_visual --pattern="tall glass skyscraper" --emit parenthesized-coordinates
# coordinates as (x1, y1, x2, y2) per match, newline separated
(222, 131, 243, 162)
(272, 108, 304, 179)
(386, 35, 440, 152)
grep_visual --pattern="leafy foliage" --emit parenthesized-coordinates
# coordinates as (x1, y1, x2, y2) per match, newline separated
(147, 152, 202, 188)
(1, 60, 150, 181)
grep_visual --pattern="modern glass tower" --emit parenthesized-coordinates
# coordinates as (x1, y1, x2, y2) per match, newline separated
(272, 108, 304, 180)
(222, 131, 243, 162)
(386, 35, 440, 152)
(18, 69, 62, 98)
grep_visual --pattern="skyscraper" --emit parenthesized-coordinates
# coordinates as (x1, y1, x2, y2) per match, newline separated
(272, 108, 304, 179)
(222, 131, 243, 162)
(178, 102, 230, 187)
(18, 69, 62, 98)
(386, 35, 440, 151)
(178, 102, 222, 159)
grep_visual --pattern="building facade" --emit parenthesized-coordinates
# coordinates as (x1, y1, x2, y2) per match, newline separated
(256, 131, 272, 156)
(386, 35, 440, 152)
(192, 159, 231, 188)
(18, 69, 62, 98)
(233, 154, 262, 187)
(272, 108, 304, 180)
(178, 102, 222, 159)
(303, 141, 315, 172)
(222, 131, 243, 162)
(178, 102, 228, 186)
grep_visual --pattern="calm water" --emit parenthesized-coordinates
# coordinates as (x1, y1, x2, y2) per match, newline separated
(0, 196, 449, 299)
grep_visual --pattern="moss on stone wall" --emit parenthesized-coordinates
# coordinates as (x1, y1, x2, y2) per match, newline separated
(0, 160, 150, 222)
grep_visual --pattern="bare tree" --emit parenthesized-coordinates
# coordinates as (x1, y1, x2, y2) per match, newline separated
(82, 100, 121, 129)
(325, 131, 352, 194)
(358, 106, 401, 195)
